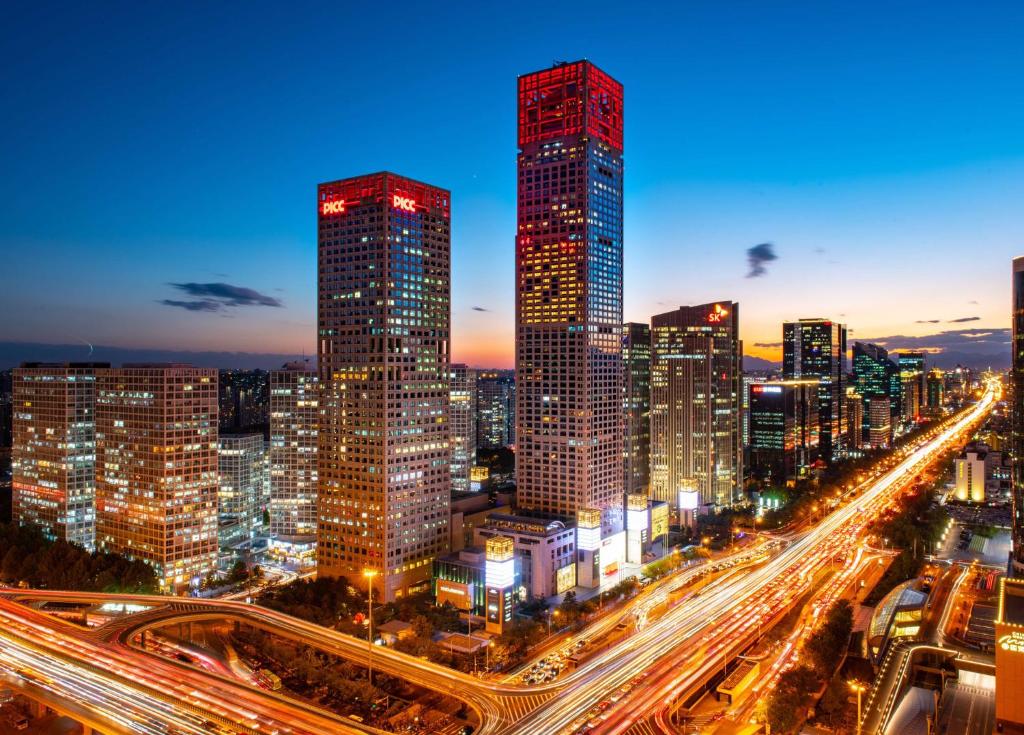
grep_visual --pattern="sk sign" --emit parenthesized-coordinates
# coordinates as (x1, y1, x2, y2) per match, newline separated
(392, 194, 416, 212)
(708, 303, 729, 323)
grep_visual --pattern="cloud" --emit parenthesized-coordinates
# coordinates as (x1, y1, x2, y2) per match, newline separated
(813, 247, 826, 255)
(165, 282, 283, 309)
(947, 316, 980, 323)
(914, 319, 940, 324)
(159, 299, 223, 312)
(472, 306, 490, 312)
(860, 327, 1010, 354)
(754, 341, 783, 348)
(968, 300, 979, 305)
(746, 243, 778, 278)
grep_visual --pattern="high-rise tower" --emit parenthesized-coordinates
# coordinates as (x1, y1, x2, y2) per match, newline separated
(650, 302, 742, 511)
(782, 319, 847, 460)
(449, 364, 478, 493)
(623, 322, 651, 495)
(316, 172, 451, 601)
(95, 364, 218, 592)
(515, 60, 624, 529)
(1012, 257, 1024, 575)
(12, 362, 107, 549)
(269, 363, 319, 543)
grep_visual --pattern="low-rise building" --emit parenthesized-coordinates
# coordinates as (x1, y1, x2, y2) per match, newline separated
(473, 513, 577, 599)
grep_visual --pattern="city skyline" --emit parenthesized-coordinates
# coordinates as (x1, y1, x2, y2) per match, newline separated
(2, 3, 1022, 371)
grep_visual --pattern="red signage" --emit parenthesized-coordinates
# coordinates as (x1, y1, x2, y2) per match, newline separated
(392, 194, 416, 212)
(707, 304, 730, 323)
(321, 199, 346, 216)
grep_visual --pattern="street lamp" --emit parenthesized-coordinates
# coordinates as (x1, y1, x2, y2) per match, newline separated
(548, 608, 559, 637)
(848, 680, 866, 735)
(363, 569, 378, 687)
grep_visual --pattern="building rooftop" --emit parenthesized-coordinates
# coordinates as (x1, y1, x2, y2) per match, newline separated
(998, 578, 1024, 627)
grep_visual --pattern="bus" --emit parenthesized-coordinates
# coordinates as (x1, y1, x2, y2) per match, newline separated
(255, 669, 282, 691)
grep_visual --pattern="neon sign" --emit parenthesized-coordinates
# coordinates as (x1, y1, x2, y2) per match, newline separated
(321, 200, 346, 216)
(708, 303, 730, 323)
(999, 631, 1024, 653)
(392, 194, 416, 212)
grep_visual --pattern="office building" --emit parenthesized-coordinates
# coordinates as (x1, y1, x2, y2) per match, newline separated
(623, 322, 651, 495)
(515, 60, 624, 531)
(925, 369, 945, 416)
(316, 171, 451, 601)
(845, 388, 865, 450)
(650, 302, 743, 511)
(11, 363, 107, 549)
(450, 364, 477, 493)
(218, 369, 269, 433)
(954, 443, 988, 504)
(747, 380, 820, 484)
(742, 374, 768, 447)
(95, 365, 218, 592)
(269, 363, 319, 543)
(476, 370, 515, 450)
(218, 433, 265, 548)
(782, 318, 846, 460)
(867, 396, 892, 449)
(995, 578, 1024, 733)
(1014, 257, 1024, 575)
(853, 342, 897, 444)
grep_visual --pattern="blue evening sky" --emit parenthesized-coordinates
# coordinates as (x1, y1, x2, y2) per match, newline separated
(1, 1, 1022, 367)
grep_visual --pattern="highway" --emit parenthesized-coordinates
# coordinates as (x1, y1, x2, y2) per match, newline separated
(0, 385, 995, 735)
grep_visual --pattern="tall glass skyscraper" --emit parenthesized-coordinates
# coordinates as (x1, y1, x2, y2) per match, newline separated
(1012, 257, 1024, 575)
(515, 61, 625, 530)
(782, 319, 846, 461)
(623, 322, 651, 495)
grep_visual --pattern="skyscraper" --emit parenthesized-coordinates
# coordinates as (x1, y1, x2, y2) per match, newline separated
(1012, 256, 1024, 575)
(317, 172, 451, 601)
(515, 60, 624, 528)
(12, 363, 107, 549)
(623, 323, 651, 495)
(269, 363, 318, 543)
(650, 302, 743, 511)
(95, 364, 218, 592)
(747, 379, 820, 484)
(218, 433, 265, 549)
(476, 370, 514, 449)
(852, 341, 897, 445)
(782, 319, 846, 460)
(450, 364, 478, 493)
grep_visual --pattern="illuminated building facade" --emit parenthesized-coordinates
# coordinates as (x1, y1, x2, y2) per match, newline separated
(95, 365, 218, 592)
(782, 318, 846, 460)
(845, 388, 864, 450)
(269, 363, 318, 542)
(1014, 256, 1024, 575)
(650, 302, 743, 511)
(450, 364, 477, 493)
(747, 380, 820, 484)
(853, 341, 897, 445)
(995, 577, 1024, 732)
(867, 396, 892, 449)
(925, 369, 945, 416)
(515, 60, 625, 531)
(316, 172, 451, 602)
(476, 370, 514, 450)
(217, 433, 265, 548)
(623, 322, 651, 494)
(474, 513, 576, 599)
(11, 362, 107, 549)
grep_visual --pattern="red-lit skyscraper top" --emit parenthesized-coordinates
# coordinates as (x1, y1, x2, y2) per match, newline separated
(518, 60, 623, 150)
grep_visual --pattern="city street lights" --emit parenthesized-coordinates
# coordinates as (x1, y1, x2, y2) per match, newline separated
(486, 639, 494, 672)
(547, 608, 559, 637)
(363, 569, 378, 687)
(849, 680, 866, 735)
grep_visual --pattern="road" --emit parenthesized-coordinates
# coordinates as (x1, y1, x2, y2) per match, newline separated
(0, 384, 996, 735)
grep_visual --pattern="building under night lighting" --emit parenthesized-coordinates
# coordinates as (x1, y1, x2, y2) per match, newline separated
(269, 363, 319, 543)
(623, 322, 651, 495)
(449, 364, 477, 493)
(515, 60, 625, 532)
(747, 379, 820, 484)
(95, 364, 218, 592)
(1012, 256, 1024, 576)
(316, 171, 451, 602)
(11, 362, 108, 550)
(650, 302, 743, 511)
(782, 318, 846, 460)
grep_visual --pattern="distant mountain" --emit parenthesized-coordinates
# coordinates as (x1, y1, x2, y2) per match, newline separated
(921, 350, 1009, 371)
(0, 342, 311, 371)
(743, 355, 780, 372)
